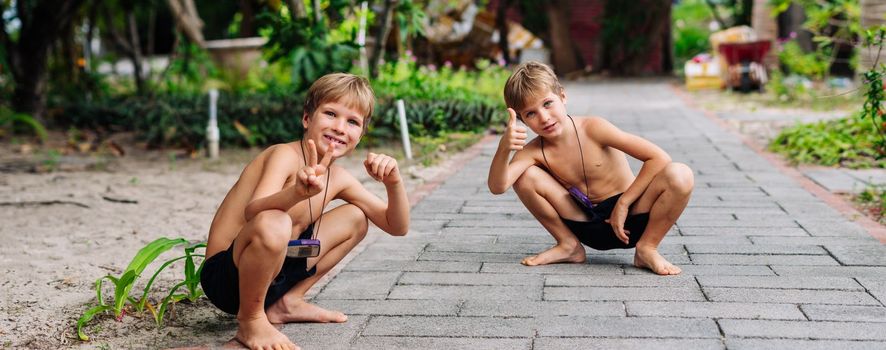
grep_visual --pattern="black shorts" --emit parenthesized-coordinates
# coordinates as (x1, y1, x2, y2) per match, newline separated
(200, 225, 317, 315)
(561, 193, 650, 251)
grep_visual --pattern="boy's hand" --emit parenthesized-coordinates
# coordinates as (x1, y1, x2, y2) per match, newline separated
(501, 108, 527, 151)
(297, 140, 333, 198)
(365, 152, 401, 186)
(605, 204, 631, 245)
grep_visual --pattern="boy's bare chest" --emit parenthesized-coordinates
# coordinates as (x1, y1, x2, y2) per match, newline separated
(282, 172, 342, 227)
(540, 144, 618, 186)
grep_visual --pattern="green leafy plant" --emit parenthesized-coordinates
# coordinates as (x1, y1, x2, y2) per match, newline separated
(769, 113, 885, 168)
(860, 26, 886, 158)
(855, 184, 886, 223)
(0, 106, 48, 142)
(262, 13, 358, 91)
(75, 237, 203, 341)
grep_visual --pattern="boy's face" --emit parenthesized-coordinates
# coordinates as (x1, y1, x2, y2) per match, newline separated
(516, 90, 568, 137)
(302, 100, 366, 159)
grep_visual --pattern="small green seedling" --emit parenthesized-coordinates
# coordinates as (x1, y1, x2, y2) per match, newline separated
(76, 237, 189, 341)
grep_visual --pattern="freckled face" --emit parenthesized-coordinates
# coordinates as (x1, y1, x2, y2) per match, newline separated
(302, 101, 366, 159)
(517, 91, 568, 137)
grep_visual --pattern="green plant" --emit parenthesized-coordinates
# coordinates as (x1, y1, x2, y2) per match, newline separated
(137, 242, 206, 327)
(860, 26, 886, 158)
(42, 149, 61, 171)
(75, 237, 193, 341)
(0, 106, 48, 142)
(772, 0, 860, 81)
(778, 41, 830, 80)
(855, 184, 886, 223)
(672, 0, 714, 66)
(769, 113, 886, 168)
(262, 12, 358, 91)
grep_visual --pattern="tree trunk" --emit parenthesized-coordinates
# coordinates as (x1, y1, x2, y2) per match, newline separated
(127, 13, 145, 94)
(369, 0, 397, 78)
(545, 0, 581, 74)
(286, 0, 307, 19)
(6, 0, 87, 121)
(661, 3, 673, 73)
(495, 0, 511, 64)
(238, 0, 257, 37)
(167, 0, 205, 47)
(751, 0, 777, 69)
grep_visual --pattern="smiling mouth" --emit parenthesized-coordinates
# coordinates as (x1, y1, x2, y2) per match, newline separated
(324, 135, 347, 147)
(543, 122, 557, 132)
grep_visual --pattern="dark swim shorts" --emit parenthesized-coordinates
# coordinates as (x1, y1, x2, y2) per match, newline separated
(561, 193, 650, 251)
(200, 225, 317, 315)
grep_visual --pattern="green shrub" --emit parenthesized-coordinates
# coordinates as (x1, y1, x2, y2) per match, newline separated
(769, 114, 886, 168)
(50, 65, 507, 148)
(672, 0, 714, 67)
(778, 41, 829, 80)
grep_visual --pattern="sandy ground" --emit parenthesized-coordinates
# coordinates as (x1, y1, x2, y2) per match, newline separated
(0, 140, 468, 349)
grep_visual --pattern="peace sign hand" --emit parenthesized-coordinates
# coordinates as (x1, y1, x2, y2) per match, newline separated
(297, 139, 334, 198)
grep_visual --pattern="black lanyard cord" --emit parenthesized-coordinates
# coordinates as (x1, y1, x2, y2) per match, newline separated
(540, 115, 590, 197)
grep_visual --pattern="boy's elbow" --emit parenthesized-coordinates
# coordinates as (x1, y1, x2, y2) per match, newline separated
(488, 181, 507, 195)
(244, 202, 260, 221)
(390, 224, 409, 236)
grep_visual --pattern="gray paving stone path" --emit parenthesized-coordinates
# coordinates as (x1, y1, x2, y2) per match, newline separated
(285, 81, 886, 349)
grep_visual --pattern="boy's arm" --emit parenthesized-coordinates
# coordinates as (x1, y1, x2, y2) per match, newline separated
(488, 108, 536, 194)
(338, 153, 410, 236)
(244, 141, 333, 221)
(586, 117, 671, 241)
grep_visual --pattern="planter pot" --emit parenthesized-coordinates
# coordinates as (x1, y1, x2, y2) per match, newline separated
(204, 37, 268, 79)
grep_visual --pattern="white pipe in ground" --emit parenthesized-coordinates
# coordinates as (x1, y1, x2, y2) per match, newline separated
(207, 89, 220, 159)
(396, 99, 412, 160)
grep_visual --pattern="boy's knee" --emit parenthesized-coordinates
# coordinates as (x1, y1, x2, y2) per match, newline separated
(251, 210, 292, 252)
(514, 166, 542, 193)
(341, 204, 369, 240)
(664, 162, 694, 194)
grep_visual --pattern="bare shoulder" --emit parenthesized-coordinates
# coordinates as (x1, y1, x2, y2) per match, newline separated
(514, 137, 543, 162)
(266, 143, 301, 163)
(579, 115, 623, 141)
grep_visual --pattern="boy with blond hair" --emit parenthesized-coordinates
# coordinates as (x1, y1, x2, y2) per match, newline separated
(201, 73, 409, 350)
(488, 62, 693, 275)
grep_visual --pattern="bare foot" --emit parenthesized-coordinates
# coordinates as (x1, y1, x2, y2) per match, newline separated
(235, 314, 299, 350)
(266, 297, 348, 324)
(521, 243, 586, 266)
(634, 246, 681, 275)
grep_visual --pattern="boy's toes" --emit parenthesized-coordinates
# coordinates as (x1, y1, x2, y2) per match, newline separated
(521, 255, 539, 266)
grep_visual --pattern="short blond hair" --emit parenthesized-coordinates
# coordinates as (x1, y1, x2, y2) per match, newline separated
(503, 61, 563, 117)
(304, 73, 375, 132)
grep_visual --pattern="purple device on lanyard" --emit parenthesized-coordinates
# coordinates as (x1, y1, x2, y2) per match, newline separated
(568, 186, 594, 210)
(287, 239, 321, 258)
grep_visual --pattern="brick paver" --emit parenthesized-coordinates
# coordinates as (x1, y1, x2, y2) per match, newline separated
(284, 81, 886, 349)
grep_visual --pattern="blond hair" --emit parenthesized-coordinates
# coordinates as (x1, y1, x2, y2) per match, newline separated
(503, 61, 563, 117)
(304, 73, 375, 132)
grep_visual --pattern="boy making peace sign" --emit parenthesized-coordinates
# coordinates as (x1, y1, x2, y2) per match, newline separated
(201, 73, 409, 350)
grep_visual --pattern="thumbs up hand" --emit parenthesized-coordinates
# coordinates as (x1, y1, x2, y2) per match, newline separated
(502, 108, 528, 151)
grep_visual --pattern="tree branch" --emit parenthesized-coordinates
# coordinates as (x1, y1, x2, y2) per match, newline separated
(286, 0, 307, 19)
(704, 0, 728, 29)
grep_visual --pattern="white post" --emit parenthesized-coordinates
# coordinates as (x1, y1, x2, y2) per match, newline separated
(357, 1, 370, 75)
(396, 99, 412, 160)
(207, 89, 220, 159)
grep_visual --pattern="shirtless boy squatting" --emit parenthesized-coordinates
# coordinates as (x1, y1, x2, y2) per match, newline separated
(487, 62, 694, 275)
(200, 73, 409, 350)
